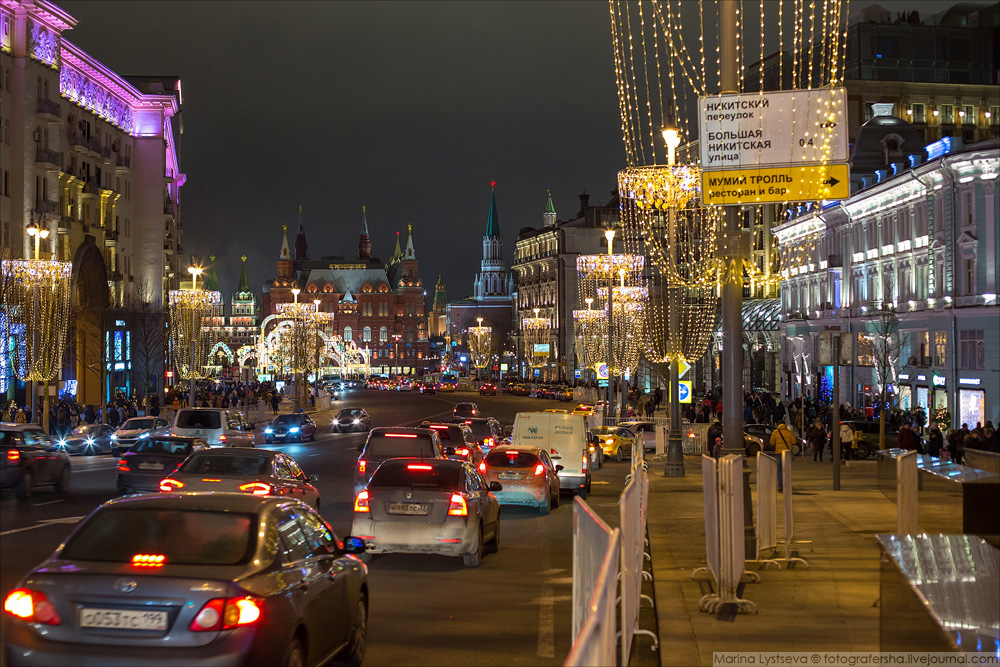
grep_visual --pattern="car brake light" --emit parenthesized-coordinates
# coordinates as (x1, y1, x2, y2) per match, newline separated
(478, 461, 486, 473)
(218, 434, 227, 443)
(358, 459, 366, 474)
(3, 589, 61, 625)
(190, 597, 262, 631)
(239, 482, 271, 496)
(117, 459, 130, 472)
(7, 449, 20, 463)
(485, 437, 494, 449)
(582, 452, 588, 472)
(464, 420, 472, 424)
(534, 463, 544, 476)
(131, 554, 166, 567)
(455, 448, 469, 457)
(354, 490, 370, 512)
(385, 433, 417, 438)
(159, 478, 184, 492)
(407, 464, 433, 470)
(448, 493, 468, 516)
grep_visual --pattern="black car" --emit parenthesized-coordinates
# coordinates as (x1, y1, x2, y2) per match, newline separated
(265, 413, 318, 444)
(452, 402, 480, 421)
(333, 408, 371, 433)
(116, 436, 210, 494)
(2, 493, 369, 667)
(1, 423, 71, 501)
(55, 424, 116, 455)
(462, 416, 505, 453)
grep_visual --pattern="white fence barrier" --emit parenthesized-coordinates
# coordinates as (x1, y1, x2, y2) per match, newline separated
(776, 450, 809, 568)
(618, 467, 657, 664)
(751, 453, 781, 569)
(897, 449, 918, 534)
(699, 454, 758, 614)
(571, 498, 614, 641)
(564, 526, 621, 667)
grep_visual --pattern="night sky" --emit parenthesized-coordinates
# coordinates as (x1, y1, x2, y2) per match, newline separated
(57, 0, 969, 303)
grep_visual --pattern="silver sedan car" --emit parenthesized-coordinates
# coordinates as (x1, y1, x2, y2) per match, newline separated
(351, 458, 502, 567)
(158, 448, 321, 510)
(2, 493, 369, 667)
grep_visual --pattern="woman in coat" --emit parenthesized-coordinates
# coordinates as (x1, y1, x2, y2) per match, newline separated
(839, 422, 855, 461)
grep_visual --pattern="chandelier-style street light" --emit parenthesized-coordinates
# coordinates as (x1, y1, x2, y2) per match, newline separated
(168, 265, 222, 405)
(0, 215, 72, 433)
(520, 307, 550, 384)
(467, 316, 493, 381)
(573, 297, 607, 382)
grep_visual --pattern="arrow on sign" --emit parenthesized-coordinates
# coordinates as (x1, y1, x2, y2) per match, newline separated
(819, 121, 838, 128)
(823, 176, 840, 187)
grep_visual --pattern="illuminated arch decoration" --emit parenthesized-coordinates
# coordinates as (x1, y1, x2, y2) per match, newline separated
(257, 314, 371, 378)
(236, 345, 258, 367)
(209, 341, 235, 365)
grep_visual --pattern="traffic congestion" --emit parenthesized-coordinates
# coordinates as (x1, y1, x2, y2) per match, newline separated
(0, 383, 641, 667)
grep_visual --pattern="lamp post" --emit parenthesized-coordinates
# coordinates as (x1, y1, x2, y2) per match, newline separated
(26, 215, 49, 424)
(186, 266, 203, 405)
(291, 288, 300, 410)
(604, 229, 615, 418)
(313, 299, 322, 401)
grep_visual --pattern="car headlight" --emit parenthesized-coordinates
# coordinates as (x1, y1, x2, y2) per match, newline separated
(58, 440, 66, 447)
(354, 419, 360, 424)
(139, 432, 149, 439)
(265, 428, 273, 434)
(110, 434, 118, 440)
(290, 427, 300, 433)
(86, 438, 94, 445)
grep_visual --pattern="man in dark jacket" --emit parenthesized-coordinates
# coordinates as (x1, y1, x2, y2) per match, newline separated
(706, 420, 723, 456)
(927, 423, 944, 458)
(897, 423, 917, 451)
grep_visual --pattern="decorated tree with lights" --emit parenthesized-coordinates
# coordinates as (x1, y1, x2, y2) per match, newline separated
(467, 317, 494, 379)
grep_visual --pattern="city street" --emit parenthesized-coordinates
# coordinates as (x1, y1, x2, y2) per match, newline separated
(0, 389, 630, 667)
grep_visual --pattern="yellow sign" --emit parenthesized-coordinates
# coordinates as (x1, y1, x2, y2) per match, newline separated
(701, 163, 850, 205)
(671, 357, 691, 380)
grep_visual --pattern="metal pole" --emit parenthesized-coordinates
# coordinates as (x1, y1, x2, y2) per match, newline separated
(606, 239, 614, 421)
(190, 274, 197, 408)
(665, 285, 685, 476)
(833, 336, 841, 490)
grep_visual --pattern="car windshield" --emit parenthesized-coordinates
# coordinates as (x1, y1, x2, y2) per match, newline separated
(132, 439, 192, 456)
(180, 453, 270, 476)
(61, 509, 255, 566)
(176, 410, 222, 430)
(337, 409, 362, 419)
(485, 450, 539, 468)
(592, 427, 614, 436)
(365, 433, 436, 458)
(121, 418, 155, 430)
(454, 405, 475, 414)
(368, 463, 461, 491)
(70, 425, 102, 436)
(272, 415, 299, 425)
(465, 422, 493, 440)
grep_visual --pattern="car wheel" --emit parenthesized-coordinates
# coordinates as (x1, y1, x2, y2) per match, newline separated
(15, 469, 33, 501)
(264, 438, 272, 444)
(747, 443, 761, 456)
(332, 426, 339, 434)
(463, 526, 484, 567)
(54, 466, 71, 494)
(856, 445, 872, 460)
(338, 597, 367, 667)
(487, 520, 500, 553)
(359, 551, 373, 563)
(616, 446, 624, 463)
(551, 486, 559, 509)
(86, 446, 99, 457)
(791, 442, 803, 456)
(281, 635, 305, 667)
(309, 433, 316, 442)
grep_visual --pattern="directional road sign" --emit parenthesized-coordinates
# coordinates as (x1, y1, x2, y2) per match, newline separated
(698, 88, 848, 169)
(675, 357, 691, 379)
(701, 163, 850, 205)
(678, 381, 692, 404)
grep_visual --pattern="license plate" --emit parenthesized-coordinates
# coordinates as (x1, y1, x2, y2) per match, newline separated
(80, 607, 168, 631)
(137, 462, 164, 471)
(498, 472, 522, 480)
(386, 502, 428, 515)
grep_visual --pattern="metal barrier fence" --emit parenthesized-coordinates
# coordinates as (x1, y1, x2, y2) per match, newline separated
(776, 450, 809, 568)
(564, 525, 621, 667)
(571, 498, 615, 641)
(752, 452, 781, 569)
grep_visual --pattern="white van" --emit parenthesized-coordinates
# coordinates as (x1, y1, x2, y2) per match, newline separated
(172, 408, 256, 447)
(511, 412, 591, 498)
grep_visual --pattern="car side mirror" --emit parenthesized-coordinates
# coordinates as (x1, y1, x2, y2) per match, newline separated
(556, 464, 564, 472)
(444, 446, 456, 456)
(357, 443, 365, 452)
(308, 474, 318, 482)
(488, 481, 503, 492)
(342, 536, 366, 555)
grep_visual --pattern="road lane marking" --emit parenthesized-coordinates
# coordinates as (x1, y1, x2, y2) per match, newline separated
(33, 500, 65, 506)
(74, 465, 118, 473)
(0, 516, 85, 536)
(537, 523, 554, 658)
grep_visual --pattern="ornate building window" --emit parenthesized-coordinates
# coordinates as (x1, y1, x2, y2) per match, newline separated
(363, 326, 372, 342)
(379, 326, 388, 343)
(344, 326, 352, 342)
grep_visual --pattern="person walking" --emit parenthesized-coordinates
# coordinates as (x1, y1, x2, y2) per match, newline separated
(840, 421, 856, 461)
(14, 407, 27, 424)
(270, 392, 280, 416)
(808, 418, 827, 462)
(927, 422, 944, 458)
(84, 404, 96, 424)
(770, 422, 795, 491)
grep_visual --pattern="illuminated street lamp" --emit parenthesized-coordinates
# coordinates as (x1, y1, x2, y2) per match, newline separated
(168, 264, 221, 409)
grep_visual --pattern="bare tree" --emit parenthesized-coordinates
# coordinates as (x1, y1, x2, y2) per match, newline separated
(866, 301, 903, 450)
(129, 278, 165, 415)
(76, 307, 115, 424)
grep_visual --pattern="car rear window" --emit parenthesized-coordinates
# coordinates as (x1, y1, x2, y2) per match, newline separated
(133, 439, 192, 456)
(176, 410, 222, 430)
(454, 405, 474, 414)
(365, 434, 435, 458)
(466, 422, 492, 440)
(61, 509, 255, 565)
(368, 463, 461, 491)
(485, 450, 539, 468)
(427, 426, 454, 440)
(180, 453, 269, 476)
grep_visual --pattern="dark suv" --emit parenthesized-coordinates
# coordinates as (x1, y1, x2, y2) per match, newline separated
(462, 417, 505, 453)
(1, 423, 71, 500)
(839, 420, 900, 459)
(452, 402, 480, 421)
(354, 427, 446, 494)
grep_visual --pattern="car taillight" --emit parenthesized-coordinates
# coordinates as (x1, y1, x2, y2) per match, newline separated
(534, 463, 544, 476)
(478, 461, 486, 473)
(131, 554, 166, 567)
(7, 449, 20, 463)
(3, 589, 61, 625)
(407, 464, 433, 470)
(218, 434, 227, 443)
(455, 448, 470, 457)
(354, 490, 370, 512)
(190, 597, 262, 631)
(582, 452, 588, 472)
(484, 437, 495, 449)
(239, 482, 271, 496)
(159, 478, 184, 492)
(117, 459, 130, 472)
(358, 459, 366, 474)
(448, 493, 468, 516)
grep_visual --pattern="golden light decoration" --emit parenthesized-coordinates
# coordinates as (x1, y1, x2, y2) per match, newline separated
(0, 259, 73, 382)
(576, 253, 645, 310)
(521, 309, 551, 370)
(595, 285, 647, 374)
(467, 319, 494, 370)
(573, 308, 607, 371)
(168, 288, 223, 380)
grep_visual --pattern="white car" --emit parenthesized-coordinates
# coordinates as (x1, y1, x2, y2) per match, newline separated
(171, 408, 256, 447)
(111, 416, 170, 456)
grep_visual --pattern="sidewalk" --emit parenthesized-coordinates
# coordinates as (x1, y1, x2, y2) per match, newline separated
(644, 454, 894, 666)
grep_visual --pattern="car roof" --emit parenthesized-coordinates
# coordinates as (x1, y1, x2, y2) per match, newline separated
(100, 491, 292, 514)
(378, 457, 466, 470)
(370, 426, 433, 435)
(490, 444, 543, 455)
(338, 407, 365, 412)
(188, 447, 278, 459)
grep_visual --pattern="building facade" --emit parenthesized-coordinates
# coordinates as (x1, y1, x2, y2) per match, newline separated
(1, 0, 183, 408)
(774, 138, 999, 428)
(261, 210, 431, 377)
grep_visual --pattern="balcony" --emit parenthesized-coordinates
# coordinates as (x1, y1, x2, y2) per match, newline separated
(69, 134, 101, 158)
(35, 97, 61, 122)
(58, 216, 74, 231)
(37, 199, 59, 215)
(108, 271, 124, 283)
(115, 154, 130, 171)
(104, 228, 120, 245)
(101, 145, 112, 163)
(80, 180, 99, 199)
(35, 148, 61, 170)
(163, 201, 175, 218)
(163, 242, 174, 254)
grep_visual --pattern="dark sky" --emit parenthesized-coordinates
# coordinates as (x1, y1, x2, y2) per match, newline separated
(57, 0, 969, 302)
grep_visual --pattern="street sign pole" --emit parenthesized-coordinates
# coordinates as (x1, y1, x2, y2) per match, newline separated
(833, 335, 841, 490)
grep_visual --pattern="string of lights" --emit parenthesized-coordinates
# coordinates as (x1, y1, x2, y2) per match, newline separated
(0, 259, 73, 382)
(168, 288, 223, 381)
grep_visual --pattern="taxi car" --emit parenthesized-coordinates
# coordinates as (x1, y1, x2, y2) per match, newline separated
(478, 445, 561, 515)
(591, 426, 637, 462)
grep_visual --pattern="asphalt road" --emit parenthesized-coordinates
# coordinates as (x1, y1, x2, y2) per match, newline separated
(0, 388, 632, 666)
